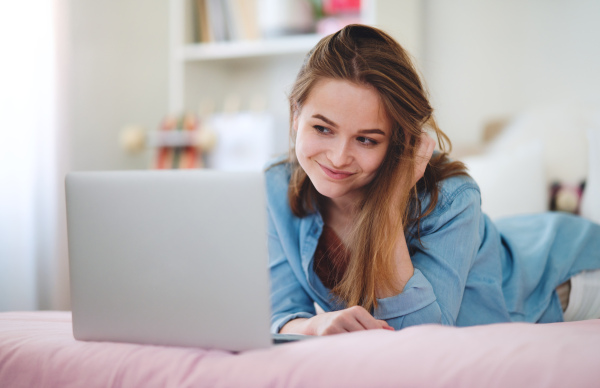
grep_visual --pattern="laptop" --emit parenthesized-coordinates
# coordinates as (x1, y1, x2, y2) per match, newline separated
(65, 169, 306, 351)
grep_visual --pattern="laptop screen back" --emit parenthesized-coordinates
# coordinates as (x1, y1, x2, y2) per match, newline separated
(65, 170, 271, 351)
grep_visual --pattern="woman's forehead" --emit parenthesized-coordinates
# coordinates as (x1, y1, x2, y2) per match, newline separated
(302, 79, 391, 133)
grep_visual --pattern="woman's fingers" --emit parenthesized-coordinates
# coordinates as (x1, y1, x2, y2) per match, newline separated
(317, 314, 359, 335)
(330, 307, 367, 333)
(413, 132, 435, 186)
(310, 306, 395, 335)
(416, 132, 435, 166)
(350, 306, 387, 330)
(379, 320, 395, 331)
(341, 306, 393, 332)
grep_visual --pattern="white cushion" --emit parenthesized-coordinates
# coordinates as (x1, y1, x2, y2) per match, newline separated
(485, 104, 600, 184)
(461, 141, 547, 220)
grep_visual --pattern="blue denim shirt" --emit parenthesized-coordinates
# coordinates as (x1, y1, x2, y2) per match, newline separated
(265, 161, 600, 333)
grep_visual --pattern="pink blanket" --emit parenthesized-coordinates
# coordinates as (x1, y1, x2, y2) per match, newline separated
(1, 311, 599, 387)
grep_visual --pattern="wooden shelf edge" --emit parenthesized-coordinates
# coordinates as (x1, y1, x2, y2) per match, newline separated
(178, 34, 323, 61)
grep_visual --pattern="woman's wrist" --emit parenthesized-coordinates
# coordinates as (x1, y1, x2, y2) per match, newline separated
(279, 317, 312, 335)
(376, 228, 414, 299)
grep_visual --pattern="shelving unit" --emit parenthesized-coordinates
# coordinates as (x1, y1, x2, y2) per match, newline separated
(168, 0, 421, 154)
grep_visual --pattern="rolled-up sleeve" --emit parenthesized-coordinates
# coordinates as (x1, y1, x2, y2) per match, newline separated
(373, 185, 482, 330)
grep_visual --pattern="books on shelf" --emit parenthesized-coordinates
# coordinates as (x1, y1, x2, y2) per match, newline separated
(193, 0, 212, 42)
(191, 0, 364, 44)
(194, 0, 261, 43)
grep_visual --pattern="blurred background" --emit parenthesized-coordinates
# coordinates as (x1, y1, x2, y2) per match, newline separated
(1, 0, 599, 312)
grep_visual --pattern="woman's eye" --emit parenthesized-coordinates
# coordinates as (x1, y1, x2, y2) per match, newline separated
(313, 125, 330, 134)
(357, 136, 377, 146)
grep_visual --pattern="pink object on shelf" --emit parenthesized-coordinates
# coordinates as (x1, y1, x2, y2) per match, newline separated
(2, 311, 600, 387)
(323, 0, 361, 15)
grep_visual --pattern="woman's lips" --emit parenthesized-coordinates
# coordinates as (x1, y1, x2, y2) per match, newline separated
(318, 163, 355, 180)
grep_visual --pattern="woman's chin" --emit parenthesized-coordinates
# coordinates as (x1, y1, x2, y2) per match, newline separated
(312, 182, 349, 200)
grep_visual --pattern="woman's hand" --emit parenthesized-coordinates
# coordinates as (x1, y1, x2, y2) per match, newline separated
(391, 132, 436, 212)
(376, 132, 435, 300)
(412, 131, 436, 187)
(280, 306, 393, 336)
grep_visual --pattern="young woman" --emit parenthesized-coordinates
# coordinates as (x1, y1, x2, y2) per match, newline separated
(265, 24, 600, 335)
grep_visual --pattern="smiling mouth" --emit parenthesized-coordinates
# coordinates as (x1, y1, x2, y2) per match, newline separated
(318, 162, 355, 180)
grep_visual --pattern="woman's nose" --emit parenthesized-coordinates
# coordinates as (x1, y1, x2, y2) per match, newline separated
(328, 140, 352, 168)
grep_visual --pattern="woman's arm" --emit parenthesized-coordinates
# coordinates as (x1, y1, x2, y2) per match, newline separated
(289, 185, 483, 335)
(269, 206, 392, 335)
(377, 133, 435, 298)
(267, 207, 317, 333)
(373, 185, 484, 329)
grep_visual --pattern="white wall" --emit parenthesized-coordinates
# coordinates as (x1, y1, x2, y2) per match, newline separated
(371, 0, 423, 64)
(68, 0, 169, 171)
(422, 0, 600, 148)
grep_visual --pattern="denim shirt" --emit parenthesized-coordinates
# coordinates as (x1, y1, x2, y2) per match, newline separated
(265, 161, 600, 333)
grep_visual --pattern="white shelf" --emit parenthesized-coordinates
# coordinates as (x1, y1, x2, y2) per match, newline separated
(178, 34, 323, 61)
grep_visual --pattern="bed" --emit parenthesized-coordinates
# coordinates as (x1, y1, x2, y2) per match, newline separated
(1, 311, 599, 387)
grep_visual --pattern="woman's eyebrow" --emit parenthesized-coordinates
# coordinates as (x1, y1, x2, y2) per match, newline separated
(312, 114, 338, 128)
(357, 129, 386, 136)
(312, 114, 385, 135)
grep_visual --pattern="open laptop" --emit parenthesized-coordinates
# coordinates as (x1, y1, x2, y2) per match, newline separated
(65, 169, 306, 351)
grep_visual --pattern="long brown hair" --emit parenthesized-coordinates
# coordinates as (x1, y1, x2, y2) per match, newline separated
(282, 25, 467, 312)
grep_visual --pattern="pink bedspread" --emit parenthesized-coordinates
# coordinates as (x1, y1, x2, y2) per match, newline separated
(1, 312, 599, 387)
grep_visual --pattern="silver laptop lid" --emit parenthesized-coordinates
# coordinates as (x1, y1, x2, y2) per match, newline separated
(65, 170, 271, 351)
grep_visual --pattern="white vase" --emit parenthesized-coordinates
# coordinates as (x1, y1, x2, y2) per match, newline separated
(257, 0, 315, 38)
(580, 129, 600, 223)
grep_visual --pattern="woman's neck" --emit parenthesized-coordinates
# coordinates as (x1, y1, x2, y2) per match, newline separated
(320, 196, 357, 241)
(324, 192, 360, 216)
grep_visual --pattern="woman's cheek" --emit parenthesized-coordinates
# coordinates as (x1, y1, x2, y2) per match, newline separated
(294, 134, 308, 162)
(296, 131, 320, 160)
(295, 138, 314, 175)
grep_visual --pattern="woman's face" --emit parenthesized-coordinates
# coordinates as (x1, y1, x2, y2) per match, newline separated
(294, 78, 391, 206)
